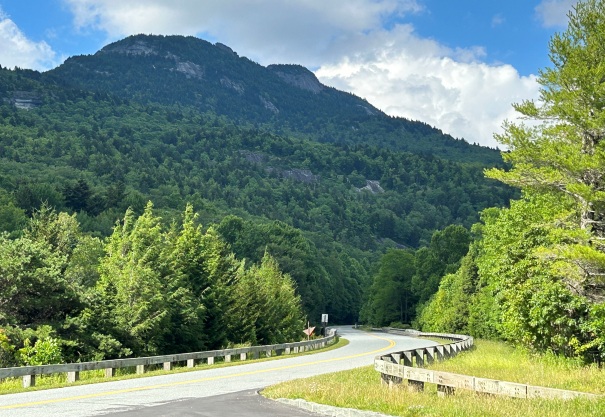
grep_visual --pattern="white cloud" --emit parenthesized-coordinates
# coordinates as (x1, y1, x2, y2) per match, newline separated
(315, 26, 539, 148)
(491, 14, 505, 28)
(0, 8, 57, 71)
(62, 0, 423, 64)
(535, 0, 575, 28)
(60, 0, 541, 148)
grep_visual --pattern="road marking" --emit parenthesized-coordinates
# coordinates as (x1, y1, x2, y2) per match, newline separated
(1, 334, 395, 410)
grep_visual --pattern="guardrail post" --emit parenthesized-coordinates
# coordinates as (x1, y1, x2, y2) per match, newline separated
(407, 380, 424, 392)
(437, 385, 455, 397)
(207, 357, 214, 365)
(67, 371, 80, 383)
(225, 354, 231, 362)
(436, 345, 445, 361)
(240, 353, 247, 361)
(105, 368, 114, 378)
(403, 351, 413, 366)
(415, 349, 425, 367)
(23, 374, 35, 388)
(187, 359, 195, 368)
(285, 347, 291, 354)
(266, 350, 272, 358)
(425, 347, 436, 364)
(136, 364, 146, 374)
(163, 361, 171, 371)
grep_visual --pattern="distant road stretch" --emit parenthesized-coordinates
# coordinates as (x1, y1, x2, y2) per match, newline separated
(0, 327, 437, 417)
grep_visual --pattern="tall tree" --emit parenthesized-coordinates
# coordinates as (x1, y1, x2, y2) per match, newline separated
(487, 0, 605, 295)
(361, 249, 416, 326)
(97, 202, 168, 355)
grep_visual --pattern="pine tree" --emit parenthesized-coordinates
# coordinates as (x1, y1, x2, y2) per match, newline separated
(487, 0, 605, 296)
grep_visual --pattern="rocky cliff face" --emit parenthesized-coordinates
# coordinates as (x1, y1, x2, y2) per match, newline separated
(6, 91, 42, 110)
(268, 64, 324, 94)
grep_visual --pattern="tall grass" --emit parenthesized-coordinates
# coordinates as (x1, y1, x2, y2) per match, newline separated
(263, 339, 605, 417)
(426, 340, 605, 394)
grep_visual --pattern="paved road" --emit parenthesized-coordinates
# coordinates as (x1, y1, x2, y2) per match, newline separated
(0, 327, 436, 416)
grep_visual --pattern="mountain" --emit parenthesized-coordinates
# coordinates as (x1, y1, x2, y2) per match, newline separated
(0, 35, 516, 324)
(44, 34, 501, 164)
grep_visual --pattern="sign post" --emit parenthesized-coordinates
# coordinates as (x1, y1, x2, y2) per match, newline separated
(321, 314, 328, 336)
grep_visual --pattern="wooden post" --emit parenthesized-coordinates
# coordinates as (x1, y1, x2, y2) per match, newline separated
(23, 374, 35, 388)
(163, 362, 171, 371)
(136, 364, 146, 374)
(105, 368, 114, 378)
(67, 371, 80, 383)
(187, 359, 195, 368)
(407, 380, 424, 392)
(415, 349, 425, 367)
(225, 354, 231, 362)
(240, 353, 247, 361)
(207, 357, 214, 365)
(425, 347, 436, 364)
(437, 385, 455, 397)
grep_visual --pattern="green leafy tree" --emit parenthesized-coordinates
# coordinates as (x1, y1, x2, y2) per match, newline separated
(412, 225, 470, 305)
(487, 0, 605, 295)
(480, 0, 605, 360)
(228, 252, 303, 345)
(18, 337, 63, 366)
(361, 249, 416, 326)
(417, 246, 479, 333)
(0, 234, 74, 326)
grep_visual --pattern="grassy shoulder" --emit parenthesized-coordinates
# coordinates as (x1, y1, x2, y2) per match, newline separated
(425, 340, 605, 394)
(262, 339, 605, 417)
(0, 337, 349, 395)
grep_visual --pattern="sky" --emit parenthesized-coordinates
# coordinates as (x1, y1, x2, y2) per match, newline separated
(0, 0, 578, 148)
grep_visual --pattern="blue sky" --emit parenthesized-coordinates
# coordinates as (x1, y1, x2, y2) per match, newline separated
(0, 0, 576, 147)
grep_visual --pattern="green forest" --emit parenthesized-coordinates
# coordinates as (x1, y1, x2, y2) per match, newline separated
(6, 0, 605, 368)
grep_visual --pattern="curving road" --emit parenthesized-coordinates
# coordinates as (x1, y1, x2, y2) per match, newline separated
(0, 327, 436, 416)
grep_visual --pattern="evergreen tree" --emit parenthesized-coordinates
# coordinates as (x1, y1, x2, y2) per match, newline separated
(487, 0, 605, 294)
(97, 203, 168, 355)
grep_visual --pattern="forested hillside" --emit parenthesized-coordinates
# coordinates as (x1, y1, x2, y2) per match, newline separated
(0, 35, 515, 366)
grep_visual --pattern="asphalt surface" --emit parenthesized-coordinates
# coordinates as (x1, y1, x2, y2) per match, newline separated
(0, 327, 436, 416)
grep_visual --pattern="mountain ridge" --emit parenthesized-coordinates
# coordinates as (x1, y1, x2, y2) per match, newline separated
(43, 34, 501, 164)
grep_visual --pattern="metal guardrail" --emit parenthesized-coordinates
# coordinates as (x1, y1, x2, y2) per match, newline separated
(1, 330, 337, 388)
(373, 328, 600, 400)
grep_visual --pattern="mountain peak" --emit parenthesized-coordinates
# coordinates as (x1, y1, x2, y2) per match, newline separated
(100, 36, 158, 56)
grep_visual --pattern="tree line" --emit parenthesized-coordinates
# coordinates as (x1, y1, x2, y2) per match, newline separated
(0, 203, 304, 366)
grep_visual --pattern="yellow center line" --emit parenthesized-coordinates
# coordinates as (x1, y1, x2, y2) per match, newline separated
(1, 334, 395, 410)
